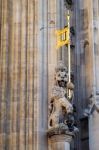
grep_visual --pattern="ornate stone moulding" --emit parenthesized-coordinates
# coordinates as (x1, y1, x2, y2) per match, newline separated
(47, 123, 77, 138)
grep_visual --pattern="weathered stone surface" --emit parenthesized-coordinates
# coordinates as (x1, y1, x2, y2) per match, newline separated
(47, 123, 74, 137)
(48, 133, 73, 150)
(89, 111, 99, 150)
(0, 0, 39, 150)
(0, 0, 99, 150)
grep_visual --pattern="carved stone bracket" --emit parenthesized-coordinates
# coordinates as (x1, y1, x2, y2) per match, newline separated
(47, 123, 78, 138)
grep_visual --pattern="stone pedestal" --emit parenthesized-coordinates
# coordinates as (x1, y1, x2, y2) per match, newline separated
(89, 111, 99, 150)
(47, 124, 75, 150)
(48, 134, 73, 150)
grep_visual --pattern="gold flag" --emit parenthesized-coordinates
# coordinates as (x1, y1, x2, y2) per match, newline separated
(56, 27, 70, 49)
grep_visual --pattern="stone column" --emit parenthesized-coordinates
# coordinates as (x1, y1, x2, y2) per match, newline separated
(48, 132, 73, 150)
(89, 111, 99, 150)
(88, 0, 99, 150)
(0, 0, 40, 149)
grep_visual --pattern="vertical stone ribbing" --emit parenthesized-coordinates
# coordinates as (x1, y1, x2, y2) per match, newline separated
(11, 1, 21, 149)
(33, 0, 39, 149)
(25, 0, 34, 149)
(19, 0, 26, 149)
(0, 0, 74, 150)
(0, 0, 77, 150)
(0, 0, 39, 149)
(48, 0, 57, 112)
(74, 0, 93, 149)
(0, 0, 8, 149)
(7, 0, 14, 149)
(38, 0, 48, 149)
(89, 0, 99, 150)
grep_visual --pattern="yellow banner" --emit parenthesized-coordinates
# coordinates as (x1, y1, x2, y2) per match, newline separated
(56, 27, 70, 49)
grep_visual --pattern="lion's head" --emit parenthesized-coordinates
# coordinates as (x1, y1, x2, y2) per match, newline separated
(55, 62, 68, 88)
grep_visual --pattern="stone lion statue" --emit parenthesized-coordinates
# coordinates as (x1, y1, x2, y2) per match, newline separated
(54, 61, 74, 99)
(54, 62, 68, 88)
(48, 62, 74, 129)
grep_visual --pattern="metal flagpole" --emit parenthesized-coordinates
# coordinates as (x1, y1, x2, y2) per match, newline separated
(67, 10, 71, 99)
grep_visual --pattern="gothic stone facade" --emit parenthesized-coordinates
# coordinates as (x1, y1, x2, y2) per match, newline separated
(0, 0, 99, 150)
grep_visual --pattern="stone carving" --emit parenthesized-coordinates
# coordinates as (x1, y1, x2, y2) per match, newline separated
(48, 62, 75, 131)
(84, 94, 99, 116)
(64, 0, 73, 9)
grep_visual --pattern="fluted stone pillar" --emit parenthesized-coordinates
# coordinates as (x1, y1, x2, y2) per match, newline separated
(0, 0, 40, 149)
